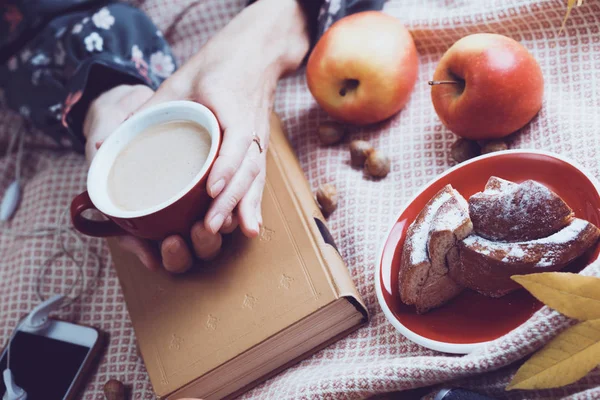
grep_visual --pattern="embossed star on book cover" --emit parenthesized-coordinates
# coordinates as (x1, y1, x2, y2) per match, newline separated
(108, 115, 368, 400)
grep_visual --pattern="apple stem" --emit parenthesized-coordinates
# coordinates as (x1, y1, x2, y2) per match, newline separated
(428, 80, 459, 85)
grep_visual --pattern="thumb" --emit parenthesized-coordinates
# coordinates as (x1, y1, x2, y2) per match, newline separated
(84, 115, 125, 163)
(85, 85, 155, 162)
(134, 81, 187, 114)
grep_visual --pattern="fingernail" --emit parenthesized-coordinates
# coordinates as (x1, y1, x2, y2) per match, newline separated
(209, 214, 225, 233)
(209, 179, 225, 198)
(256, 209, 263, 227)
(165, 240, 181, 254)
(192, 225, 207, 242)
(247, 216, 259, 236)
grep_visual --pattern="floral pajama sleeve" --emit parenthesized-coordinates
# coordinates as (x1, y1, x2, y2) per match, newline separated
(0, 0, 383, 152)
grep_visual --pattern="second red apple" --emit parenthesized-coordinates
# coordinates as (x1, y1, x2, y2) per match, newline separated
(430, 33, 544, 140)
(306, 11, 418, 126)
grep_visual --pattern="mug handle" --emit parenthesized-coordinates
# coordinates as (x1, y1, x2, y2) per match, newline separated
(70, 191, 126, 237)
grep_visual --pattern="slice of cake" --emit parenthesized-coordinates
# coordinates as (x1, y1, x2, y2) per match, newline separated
(399, 185, 471, 313)
(469, 177, 574, 241)
(449, 218, 600, 297)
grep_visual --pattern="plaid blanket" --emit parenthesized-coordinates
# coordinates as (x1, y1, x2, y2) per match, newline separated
(1, 0, 599, 398)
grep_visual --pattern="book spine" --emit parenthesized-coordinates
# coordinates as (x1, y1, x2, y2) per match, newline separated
(268, 115, 368, 318)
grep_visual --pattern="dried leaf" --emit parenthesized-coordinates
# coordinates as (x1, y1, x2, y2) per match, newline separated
(506, 319, 600, 390)
(559, 0, 584, 34)
(511, 272, 600, 321)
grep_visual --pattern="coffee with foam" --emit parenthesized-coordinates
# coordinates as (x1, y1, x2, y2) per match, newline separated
(107, 120, 211, 211)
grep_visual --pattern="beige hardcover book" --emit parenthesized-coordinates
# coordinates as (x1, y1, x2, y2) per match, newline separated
(108, 115, 368, 400)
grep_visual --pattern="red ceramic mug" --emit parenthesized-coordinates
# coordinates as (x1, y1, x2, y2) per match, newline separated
(70, 101, 221, 240)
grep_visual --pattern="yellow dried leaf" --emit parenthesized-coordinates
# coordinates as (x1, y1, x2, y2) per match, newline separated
(559, 0, 584, 34)
(511, 272, 600, 321)
(506, 319, 600, 390)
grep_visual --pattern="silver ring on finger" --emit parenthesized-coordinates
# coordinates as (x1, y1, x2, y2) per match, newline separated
(252, 131, 263, 154)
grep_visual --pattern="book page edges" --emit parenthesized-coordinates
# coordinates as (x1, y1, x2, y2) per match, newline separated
(222, 311, 365, 400)
(269, 114, 368, 319)
(166, 298, 365, 400)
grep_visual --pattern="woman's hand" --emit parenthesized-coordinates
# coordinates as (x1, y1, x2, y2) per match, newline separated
(83, 84, 154, 163)
(88, 0, 311, 273)
(143, 42, 278, 241)
(140, 0, 311, 236)
(83, 83, 228, 271)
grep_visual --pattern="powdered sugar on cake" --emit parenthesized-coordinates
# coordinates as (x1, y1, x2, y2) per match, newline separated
(432, 200, 468, 232)
(531, 218, 587, 245)
(469, 177, 574, 241)
(408, 191, 452, 264)
(470, 181, 554, 225)
(483, 177, 516, 194)
(454, 189, 469, 210)
(463, 218, 590, 266)
(533, 219, 589, 266)
(501, 246, 526, 262)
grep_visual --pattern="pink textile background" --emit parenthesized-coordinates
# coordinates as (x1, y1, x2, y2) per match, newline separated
(1, 0, 600, 398)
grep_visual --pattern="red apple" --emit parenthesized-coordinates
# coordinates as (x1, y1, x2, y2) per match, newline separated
(430, 33, 544, 140)
(306, 11, 418, 126)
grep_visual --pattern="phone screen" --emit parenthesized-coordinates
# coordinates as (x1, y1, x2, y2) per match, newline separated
(0, 330, 92, 400)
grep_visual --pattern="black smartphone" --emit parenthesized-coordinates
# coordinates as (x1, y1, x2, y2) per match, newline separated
(0, 319, 103, 400)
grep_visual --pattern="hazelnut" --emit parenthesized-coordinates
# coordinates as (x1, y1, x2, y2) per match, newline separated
(317, 122, 345, 145)
(451, 138, 480, 163)
(349, 140, 374, 167)
(365, 150, 391, 178)
(316, 184, 338, 215)
(481, 139, 508, 154)
(104, 379, 125, 400)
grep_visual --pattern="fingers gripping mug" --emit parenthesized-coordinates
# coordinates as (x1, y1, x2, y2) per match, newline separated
(70, 101, 221, 240)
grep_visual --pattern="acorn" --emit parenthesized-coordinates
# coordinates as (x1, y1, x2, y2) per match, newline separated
(316, 184, 338, 215)
(451, 138, 480, 163)
(349, 140, 374, 167)
(365, 150, 391, 178)
(104, 379, 125, 400)
(317, 122, 345, 145)
(481, 139, 508, 154)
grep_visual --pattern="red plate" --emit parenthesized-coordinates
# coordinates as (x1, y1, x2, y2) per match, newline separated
(375, 150, 600, 354)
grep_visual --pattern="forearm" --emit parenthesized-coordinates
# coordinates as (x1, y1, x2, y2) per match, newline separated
(178, 0, 310, 90)
(242, 0, 312, 76)
(0, 2, 174, 151)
